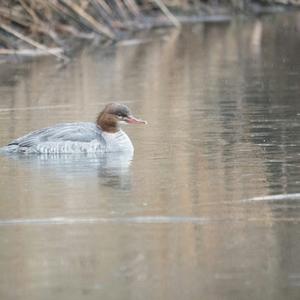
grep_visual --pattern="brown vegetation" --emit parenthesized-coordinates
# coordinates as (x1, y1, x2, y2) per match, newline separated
(0, 0, 188, 60)
(0, 0, 298, 60)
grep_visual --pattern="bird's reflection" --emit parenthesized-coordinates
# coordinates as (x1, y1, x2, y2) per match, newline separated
(4, 152, 133, 190)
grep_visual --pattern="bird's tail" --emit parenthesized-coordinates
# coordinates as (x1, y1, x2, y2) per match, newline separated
(0, 144, 19, 153)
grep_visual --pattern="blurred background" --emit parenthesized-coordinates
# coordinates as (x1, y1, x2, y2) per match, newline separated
(0, 2, 300, 300)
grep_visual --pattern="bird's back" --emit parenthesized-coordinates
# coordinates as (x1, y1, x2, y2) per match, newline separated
(2, 122, 106, 154)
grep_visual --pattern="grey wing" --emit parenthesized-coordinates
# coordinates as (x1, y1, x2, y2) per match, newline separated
(8, 122, 103, 148)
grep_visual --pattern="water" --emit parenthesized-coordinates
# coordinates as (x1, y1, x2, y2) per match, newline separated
(0, 12, 300, 300)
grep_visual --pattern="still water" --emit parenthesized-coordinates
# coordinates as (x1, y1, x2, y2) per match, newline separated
(0, 12, 300, 300)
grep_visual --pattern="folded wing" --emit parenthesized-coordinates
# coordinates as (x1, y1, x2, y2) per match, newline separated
(8, 122, 104, 148)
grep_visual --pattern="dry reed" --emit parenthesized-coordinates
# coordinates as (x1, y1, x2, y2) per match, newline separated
(0, 0, 295, 60)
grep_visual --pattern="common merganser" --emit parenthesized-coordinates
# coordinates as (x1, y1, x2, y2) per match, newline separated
(1, 103, 147, 154)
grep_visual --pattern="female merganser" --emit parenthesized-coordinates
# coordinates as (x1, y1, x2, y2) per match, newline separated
(1, 103, 147, 154)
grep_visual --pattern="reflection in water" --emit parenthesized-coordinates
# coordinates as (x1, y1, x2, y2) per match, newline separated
(0, 12, 300, 300)
(2, 151, 133, 190)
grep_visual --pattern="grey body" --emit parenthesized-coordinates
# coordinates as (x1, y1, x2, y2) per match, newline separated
(1, 122, 134, 154)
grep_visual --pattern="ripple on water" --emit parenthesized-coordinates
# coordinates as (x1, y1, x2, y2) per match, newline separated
(243, 193, 300, 202)
(0, 216, 210, 226)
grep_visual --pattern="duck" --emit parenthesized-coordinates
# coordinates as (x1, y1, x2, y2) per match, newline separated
(1, 103, 147, 154)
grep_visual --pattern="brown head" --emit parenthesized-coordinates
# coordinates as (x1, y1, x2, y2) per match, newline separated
(96, 103, 147, 133)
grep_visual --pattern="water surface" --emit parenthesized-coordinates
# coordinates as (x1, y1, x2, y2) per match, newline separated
(0, 12, 300, 300)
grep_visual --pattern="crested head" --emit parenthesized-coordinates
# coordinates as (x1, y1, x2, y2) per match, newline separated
(102, 103, 131, 119)
(97, 103, 147, 133)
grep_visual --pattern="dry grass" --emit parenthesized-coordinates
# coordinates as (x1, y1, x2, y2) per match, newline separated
(0, 0, 178, 59)
(0, 0, 291, 59)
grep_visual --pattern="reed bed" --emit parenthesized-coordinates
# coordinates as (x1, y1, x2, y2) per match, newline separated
(0, 0, 188, 60)
(0, 0, 296, 60)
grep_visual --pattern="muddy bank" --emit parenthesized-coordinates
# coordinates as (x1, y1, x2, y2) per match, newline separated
(0, 0, 299, 62)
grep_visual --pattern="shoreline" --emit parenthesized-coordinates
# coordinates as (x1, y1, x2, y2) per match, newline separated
(0, 1, 298, 63)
